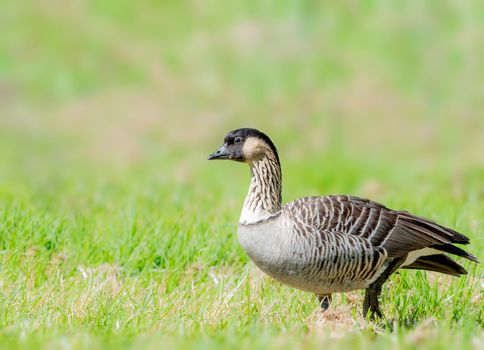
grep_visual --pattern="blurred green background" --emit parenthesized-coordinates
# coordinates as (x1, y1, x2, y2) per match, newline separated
(0, 1, 482, 349)
(1, 0, 483, 180)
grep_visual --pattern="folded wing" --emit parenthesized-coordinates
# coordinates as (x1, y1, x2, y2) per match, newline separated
(285, 195, 478, 275)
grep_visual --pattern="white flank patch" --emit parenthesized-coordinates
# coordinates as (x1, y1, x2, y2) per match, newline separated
(402, 248, 442, 266)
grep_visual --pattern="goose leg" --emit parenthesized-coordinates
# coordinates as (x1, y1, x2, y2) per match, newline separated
(317, 294, 332, 312)
(363, 285, 383, 319)
(362, 257, 405, 320)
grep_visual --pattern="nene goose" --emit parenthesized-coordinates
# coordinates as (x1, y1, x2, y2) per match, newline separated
(208, 128, 478, 318)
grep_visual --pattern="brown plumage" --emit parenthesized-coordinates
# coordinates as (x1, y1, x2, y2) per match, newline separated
(208, 128, 479, 319)
(287, 195, 477, 268)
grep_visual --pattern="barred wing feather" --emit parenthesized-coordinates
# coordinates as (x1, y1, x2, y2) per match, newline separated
(285, 195, 478, 262)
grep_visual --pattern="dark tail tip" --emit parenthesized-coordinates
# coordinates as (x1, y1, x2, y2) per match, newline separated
(403, 254, 468, 276)
(432, 243, 480, 263)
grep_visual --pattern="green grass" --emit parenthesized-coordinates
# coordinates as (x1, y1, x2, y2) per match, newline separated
(0, 1, 483, 349)
(0, 158, 482, 350)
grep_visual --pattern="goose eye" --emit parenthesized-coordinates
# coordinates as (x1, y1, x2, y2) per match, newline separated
(234, 137, 242, 144)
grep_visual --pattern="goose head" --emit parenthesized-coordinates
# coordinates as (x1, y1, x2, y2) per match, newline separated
(208, 128, 279, 164)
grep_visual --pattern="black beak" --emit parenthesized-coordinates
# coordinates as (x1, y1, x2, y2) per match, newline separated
(208, 144, 230, 160)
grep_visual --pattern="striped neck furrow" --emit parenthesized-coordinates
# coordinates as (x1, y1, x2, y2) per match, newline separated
(240, 154, 282, 224)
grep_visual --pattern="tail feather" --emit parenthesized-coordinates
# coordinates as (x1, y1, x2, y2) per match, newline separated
(402, 254, 468, 276)
(393, 212, 479, 265)
(432, 243, 479, 263)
